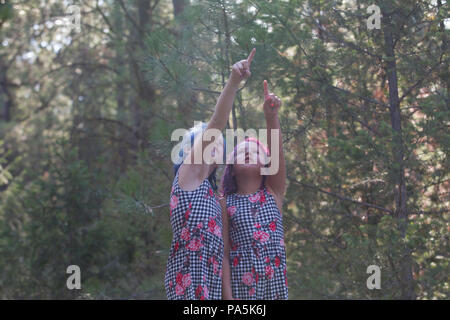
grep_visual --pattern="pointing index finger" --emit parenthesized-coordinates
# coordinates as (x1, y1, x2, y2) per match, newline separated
(247, 48, 256, 66)
(263, 80, 269, 98)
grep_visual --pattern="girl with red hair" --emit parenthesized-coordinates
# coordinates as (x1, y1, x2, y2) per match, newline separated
(221, 80, 288, 300)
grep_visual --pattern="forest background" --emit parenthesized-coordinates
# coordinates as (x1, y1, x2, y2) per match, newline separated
(0, 0, 448, 299)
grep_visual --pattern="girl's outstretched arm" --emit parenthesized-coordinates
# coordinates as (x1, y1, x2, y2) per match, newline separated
(179, 49, 256, 191)
(209, 48, 255, 132)
(263, 80, 286, 210)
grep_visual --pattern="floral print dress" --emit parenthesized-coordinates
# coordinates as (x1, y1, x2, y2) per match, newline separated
(164, 169, 223, 300)
(226, 186, 288, 299)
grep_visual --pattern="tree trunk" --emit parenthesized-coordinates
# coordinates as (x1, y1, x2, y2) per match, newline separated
(383, 13, 415, 300)
(127, 0, 155, 149)
(172, 0, 189, 17)
(172, 0, 195, 126)
(113, 3, 129, 172)
(0, 61, 12, 122)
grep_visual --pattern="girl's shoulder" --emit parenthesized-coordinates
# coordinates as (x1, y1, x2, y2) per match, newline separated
(172, 165, 211, 195)
(264, 185, 283, 213)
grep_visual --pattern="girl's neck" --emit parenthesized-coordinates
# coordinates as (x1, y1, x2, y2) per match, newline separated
(235, 174, 263, 195)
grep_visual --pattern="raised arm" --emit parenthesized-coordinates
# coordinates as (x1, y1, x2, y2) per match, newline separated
(263, 80, 286, 209)
(208, 48, 255, 131)
(179, 49, 256, 191)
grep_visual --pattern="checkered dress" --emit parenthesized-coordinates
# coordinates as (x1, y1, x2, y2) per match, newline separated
(226, 186, 288, 300)
(164, 169, 223, 300)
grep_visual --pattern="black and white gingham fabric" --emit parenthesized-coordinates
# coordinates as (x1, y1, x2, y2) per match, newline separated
(226, 186, 288, 300)
(164, 169, 223, 300)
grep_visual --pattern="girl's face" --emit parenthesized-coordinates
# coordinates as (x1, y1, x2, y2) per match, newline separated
(232, 140, 268, 174)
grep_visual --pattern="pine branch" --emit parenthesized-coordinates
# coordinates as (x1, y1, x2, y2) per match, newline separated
(118, 0, 142, 33)
(409, 209, 449, 216)
(399, 56, 448, 103)
(290, 178, 394, 214)
(312, 19, 382, 61)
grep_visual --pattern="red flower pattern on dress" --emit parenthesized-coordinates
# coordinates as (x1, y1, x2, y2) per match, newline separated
(227, 206, 237, 217)
(233, 256, 239, 267)
(265, 265, 274, 279)
(180, 227, 190, 241)
(182, 273, 192, 288)
(195, 284, 209, 300)
(174, 272, 192, 296)
(186, 238, 203, 251)
(275, 256, 281, 267)
(195, 285, 202, 297)
(184, 202, 192, 221)
(209, 256, 220, 274)
(170, 195, 178, 210)
(207, 218, 222, 237)
(204, 187, 214, 198)
(259, 191, 266, 204)
(175, 283, 184, 295)
(217, 187, 287, 299)
(214, 225, 221, 237)
(269, 221, 276, 231)
(208, 218, 216, 231)
(253, 230, 270, 243)
(176, 272, 183, 285)
(242, 272, 253, 286)
(170, 194, 178, 216)
(166, 174, 223, 300)
(248, 193, 260, 203)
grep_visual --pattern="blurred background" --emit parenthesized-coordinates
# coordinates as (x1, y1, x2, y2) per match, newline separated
(0, 0, 448, 299)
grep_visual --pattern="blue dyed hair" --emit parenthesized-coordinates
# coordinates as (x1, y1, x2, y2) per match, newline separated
(173, 123, 226, 191)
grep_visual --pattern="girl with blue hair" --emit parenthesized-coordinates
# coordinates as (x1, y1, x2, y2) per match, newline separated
(165, 48, 256, 300)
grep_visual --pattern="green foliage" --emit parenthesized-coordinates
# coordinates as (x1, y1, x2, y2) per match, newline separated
(0, 2, 13, 23)
(0, 0, 448, 299)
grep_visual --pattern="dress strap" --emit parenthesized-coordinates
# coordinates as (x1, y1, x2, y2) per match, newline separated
(259, 177, 267, 192)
